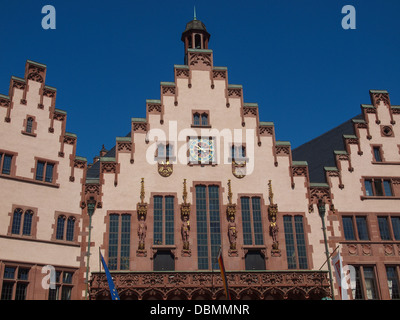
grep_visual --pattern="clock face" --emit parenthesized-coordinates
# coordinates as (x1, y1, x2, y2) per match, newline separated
(189, 138, 215, 163)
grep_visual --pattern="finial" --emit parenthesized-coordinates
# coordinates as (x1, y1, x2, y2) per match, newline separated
(227, 180, 232, 205)
(268, 180, 274, 205)
(182, 179, 188, 204)
(140, 178, 145, 203)
(194, 6, 197, 20)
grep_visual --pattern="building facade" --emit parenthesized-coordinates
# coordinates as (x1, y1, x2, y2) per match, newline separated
(0, 17, 399, 300)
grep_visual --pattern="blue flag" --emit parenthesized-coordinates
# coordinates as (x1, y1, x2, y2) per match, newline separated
(100, 251, 120, 300)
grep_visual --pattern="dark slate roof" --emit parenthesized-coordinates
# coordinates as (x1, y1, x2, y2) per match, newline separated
(86, 132, 131, 179)
(292, 114, 364, 183)
(183, 19, 208, 33)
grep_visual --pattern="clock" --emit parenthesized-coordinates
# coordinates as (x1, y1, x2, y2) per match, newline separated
(189, 137, 215, 164)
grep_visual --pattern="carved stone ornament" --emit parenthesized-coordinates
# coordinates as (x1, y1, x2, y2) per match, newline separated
(0, 97, 10, 108)
(27, 65, 45, 83)
(381, 125, 394, 137)
(176, 68, 189, 78)
(371, 92, 390, 107)
(188, 51, 212, 67)
(232, 159, 246, 179)
(158, 162, 173, 177)
(212, 70, 226, 79)
(89, 270, 331, 300)
(384, 244, 394, 256)
(347, 244, 358, 256)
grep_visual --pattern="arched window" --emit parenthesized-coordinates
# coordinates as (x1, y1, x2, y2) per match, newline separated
(200, 113, 208, 126)
(193, 113, 200, 126)
(56, 215, 66, 240)
(26, 117, 34, 133)
(11, 209, 23, 234)
(66, 217, 75, 241)
(195, 34, 201, 49)
(10, 208, 35, 236)
(22, 210, 33, 236)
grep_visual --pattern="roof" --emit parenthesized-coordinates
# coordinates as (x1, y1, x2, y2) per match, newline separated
(86, 131, 131, 179)
(292, 114, 364, 183)
(181, 19, 210, 41)
(183, 19, 208, 33)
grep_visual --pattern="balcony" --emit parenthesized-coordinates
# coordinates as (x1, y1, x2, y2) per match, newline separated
(89, 270, 330, 300)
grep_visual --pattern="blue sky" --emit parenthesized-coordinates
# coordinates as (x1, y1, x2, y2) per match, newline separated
(0, 0, 399, 161)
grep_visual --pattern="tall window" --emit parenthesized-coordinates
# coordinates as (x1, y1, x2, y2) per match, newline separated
(356, 217, 369, 240)
(1, 266, 30, 300)
(391, 217, 400, 240)
(378, 216, 400, 241)
(342, 216, 369, 240)
(283, 215, 308, 269)
(48, 270, 74, 300)
(342, 216, 355, 240)
(386, 266, 400, 300)
(11, 208, 33, 236)
(352, 266, 378, 300)
(35, 160, 55, 183)
(364, 267, 378, 300)
(378, 216, 391, 240)
(108, 214, 131, 270)
(153, 196, 174, 245)
(196, 185, 221, 270)
(240, 197, 264, 245)
(66, 217, 75, 241)
(0, 152, 13, 175)
(56, 216, 65, 240)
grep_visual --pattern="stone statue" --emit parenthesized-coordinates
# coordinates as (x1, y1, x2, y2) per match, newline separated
(270, 219, 279, 248)
(228, 216, 237, 250)
(181, 216, 190, 250)
(138, 215, 147, 249)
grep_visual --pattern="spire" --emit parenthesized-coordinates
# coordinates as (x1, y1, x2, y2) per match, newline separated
(140, 178, 145, 204)
(182, 178, 188, 204)
(193, 6, 197, 20)
(227, 179, 233, 205)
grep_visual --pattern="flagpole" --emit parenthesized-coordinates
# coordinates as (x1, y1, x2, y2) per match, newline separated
(318, 200, 335, 300)
(211, 253, 214, 295)
(98, 247, 101, 273)
(318, 245, 340, 270)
